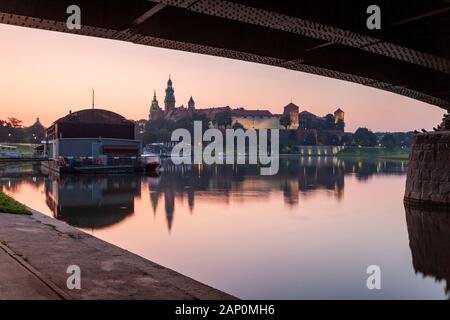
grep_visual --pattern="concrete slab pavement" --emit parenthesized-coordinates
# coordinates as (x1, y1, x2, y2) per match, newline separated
(0, 245, 61, 300)
(0, 210, 235, 300)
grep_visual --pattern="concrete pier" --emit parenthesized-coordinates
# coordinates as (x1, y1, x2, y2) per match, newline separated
(404, 131, 450, 208)
(0, 210, 235, 300)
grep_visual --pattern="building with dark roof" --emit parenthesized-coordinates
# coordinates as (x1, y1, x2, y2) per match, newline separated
(44, 108, 142, 166)
(46, 109, 135, 140)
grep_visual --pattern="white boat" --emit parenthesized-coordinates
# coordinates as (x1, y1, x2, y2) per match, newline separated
(141, 153, 161, 173)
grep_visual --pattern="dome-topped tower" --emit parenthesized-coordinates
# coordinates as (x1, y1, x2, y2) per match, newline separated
(164, 75, 176, 112)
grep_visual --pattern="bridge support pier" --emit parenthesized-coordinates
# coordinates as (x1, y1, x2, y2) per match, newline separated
(404, 124, 450, 208)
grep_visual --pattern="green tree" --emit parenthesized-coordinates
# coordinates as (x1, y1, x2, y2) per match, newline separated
(318, 131, 340, 145)
(380, 133, 397, 149)
(214, 110, 232, 129)
(352, 127, 377, 147)
(232, 121, 244, 130)
(7, 117, 23, 128)
(191, 112, 210, 133)
(279, 113, 292, 129)
(144, 119, 174, 143)
(304, 132, 317, 146)
(341, 134, 352, 146)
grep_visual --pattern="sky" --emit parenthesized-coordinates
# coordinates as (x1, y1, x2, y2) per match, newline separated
(0, 23, 444, 132)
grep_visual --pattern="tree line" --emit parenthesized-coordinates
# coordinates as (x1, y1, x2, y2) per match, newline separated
(0, 117, 45, 143)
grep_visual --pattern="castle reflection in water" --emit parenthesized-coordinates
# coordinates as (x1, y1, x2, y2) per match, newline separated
(1, 157, 407, 231)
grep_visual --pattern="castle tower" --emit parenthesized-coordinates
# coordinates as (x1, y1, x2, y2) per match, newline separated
(188, 96, 195, 111)
(334, 108, 345, 131)
(283, 102, 300, 129)
(334, 108, 345, 122)
(164, 75, 176, 112)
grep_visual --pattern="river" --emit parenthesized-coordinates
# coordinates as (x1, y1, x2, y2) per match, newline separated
(0, 157, 448, 299)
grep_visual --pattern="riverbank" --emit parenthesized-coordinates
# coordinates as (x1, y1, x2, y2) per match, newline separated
(0, 207, 235, 300)
(336, 147, 410, 160)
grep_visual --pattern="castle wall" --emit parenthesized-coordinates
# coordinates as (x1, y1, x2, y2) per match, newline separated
(232, 116, 281, 129)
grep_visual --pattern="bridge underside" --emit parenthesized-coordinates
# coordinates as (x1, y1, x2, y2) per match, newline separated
(0, 0, 449, 109)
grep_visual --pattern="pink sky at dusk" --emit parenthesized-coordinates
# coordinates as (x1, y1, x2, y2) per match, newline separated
(0, 23, 444, 132)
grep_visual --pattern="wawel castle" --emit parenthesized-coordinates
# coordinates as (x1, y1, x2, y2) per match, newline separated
(148, 76, 345, 132)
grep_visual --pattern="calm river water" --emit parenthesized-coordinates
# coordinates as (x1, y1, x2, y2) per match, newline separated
(1, 157, 449, 299)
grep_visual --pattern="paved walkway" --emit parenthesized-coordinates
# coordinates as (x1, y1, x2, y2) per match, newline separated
(0, 247, 61, 299)
(0, 211, 234, 300)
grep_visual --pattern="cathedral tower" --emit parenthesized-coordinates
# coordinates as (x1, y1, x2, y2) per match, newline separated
(164, 75, 176, 112)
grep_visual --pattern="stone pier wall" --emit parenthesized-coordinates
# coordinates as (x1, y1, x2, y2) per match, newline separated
(404, 131, 450, 208)
(404, 206, 450, 294)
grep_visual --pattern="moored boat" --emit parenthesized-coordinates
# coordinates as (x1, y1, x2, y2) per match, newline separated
(141, 153, 161, 174)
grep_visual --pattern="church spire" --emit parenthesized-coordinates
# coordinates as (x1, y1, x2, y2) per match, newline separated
(149, 90, 163, 121)
(150, 90, 160, 111)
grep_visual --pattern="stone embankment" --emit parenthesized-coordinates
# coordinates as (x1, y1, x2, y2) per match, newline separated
(0, 209, 235, 300)
(404, 131, 450, 208)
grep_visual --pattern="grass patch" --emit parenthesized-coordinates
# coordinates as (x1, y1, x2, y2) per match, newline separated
(0, 191, 31, 215)
(337, 147, 410, 160)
